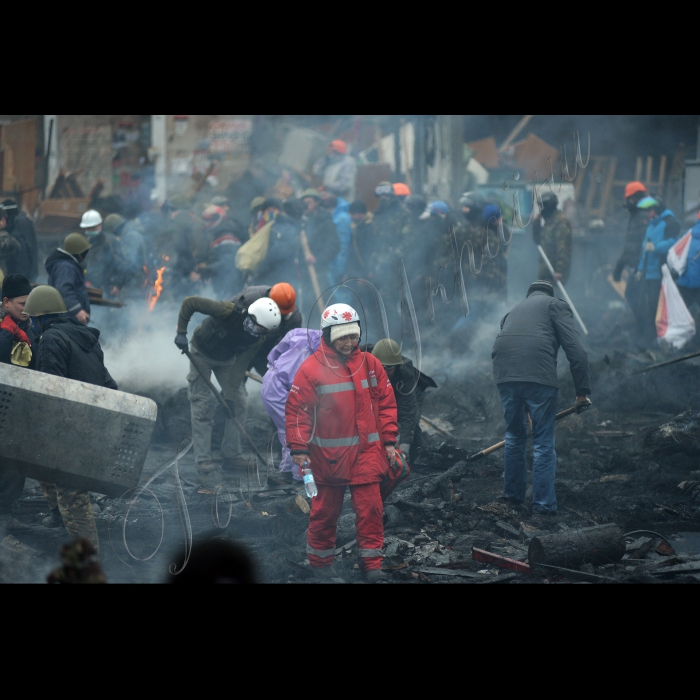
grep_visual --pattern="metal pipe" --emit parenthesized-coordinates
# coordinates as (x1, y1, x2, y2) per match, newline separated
(537, 245, 589, 335)
(633, 349, 700, 374)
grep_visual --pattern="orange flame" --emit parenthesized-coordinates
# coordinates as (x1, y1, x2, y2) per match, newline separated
(148, 267, 166, 311)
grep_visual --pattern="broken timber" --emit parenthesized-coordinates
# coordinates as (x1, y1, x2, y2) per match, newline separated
(528, 523, 626, 569)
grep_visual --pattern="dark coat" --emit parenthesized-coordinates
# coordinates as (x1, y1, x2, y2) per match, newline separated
(45, 248, 90, 316)
(250, 213, 300, 287)
(5, 212, 38, 281)
(614, 207, 649, 280)
(84, 232, 130, 292)
(362, 344, 437, 445)
(228, 285, 303, 375)
(492, 291, 590, 396)
(35, 316, 117, 389)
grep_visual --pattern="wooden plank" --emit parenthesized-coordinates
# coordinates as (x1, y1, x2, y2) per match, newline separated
(38, 197, 90, 218)
(0, 119, 37, 213)
(472, 547, 531, 573)
(467, 137, 499, 169)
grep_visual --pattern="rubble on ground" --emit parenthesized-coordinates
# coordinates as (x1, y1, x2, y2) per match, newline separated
(2, 346, 700, 583)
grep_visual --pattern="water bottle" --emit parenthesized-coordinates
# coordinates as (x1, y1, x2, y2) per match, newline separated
(302, 462, 318, 498)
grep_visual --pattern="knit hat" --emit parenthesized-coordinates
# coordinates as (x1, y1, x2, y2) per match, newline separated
(2, 274, 31, 300)
(330, 322, 360, 344)
(527, 280, 554, 297)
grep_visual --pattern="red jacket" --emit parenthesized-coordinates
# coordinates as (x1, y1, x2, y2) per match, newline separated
(285, 340, 398, 485)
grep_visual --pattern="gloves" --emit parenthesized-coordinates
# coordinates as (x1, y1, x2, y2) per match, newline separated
(399, 443, 411, 454)
(575, 396, 592, 413)
(645, 242, 655, 252)
(174, 333, 188, 352)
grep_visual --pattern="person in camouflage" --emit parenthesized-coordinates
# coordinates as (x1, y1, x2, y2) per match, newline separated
(24, 285, 117, 556)
(532, 192, 572, 284)
(473, 203, 510, 301)
(46, 538, 107, 584)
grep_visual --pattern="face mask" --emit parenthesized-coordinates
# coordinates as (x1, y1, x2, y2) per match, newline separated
(243, 316, 265, 337)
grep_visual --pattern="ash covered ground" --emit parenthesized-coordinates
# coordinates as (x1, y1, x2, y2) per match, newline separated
(3, 278, 700, 584)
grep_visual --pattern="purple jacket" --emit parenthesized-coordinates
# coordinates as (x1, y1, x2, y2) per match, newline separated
(261, 328, 322, 406)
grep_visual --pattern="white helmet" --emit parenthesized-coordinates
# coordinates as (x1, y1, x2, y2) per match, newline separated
(80, 209, 103, 228)
(247, 298, 281, 330)
(321, 303, 360, 328)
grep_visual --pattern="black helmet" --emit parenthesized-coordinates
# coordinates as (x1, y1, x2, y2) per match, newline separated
(404, 194, 427, 215)
(459, 191, 486, 210)
(540, 192, 558, 209)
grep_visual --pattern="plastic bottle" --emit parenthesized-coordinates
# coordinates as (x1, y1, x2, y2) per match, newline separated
(302, 462, 318, 498)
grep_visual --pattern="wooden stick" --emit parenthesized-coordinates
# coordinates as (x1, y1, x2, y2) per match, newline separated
(498, 115, 534, 152)
(299, 228, 324, 306)
(467, 407, 578, 463)
(246, 371, 263, 384)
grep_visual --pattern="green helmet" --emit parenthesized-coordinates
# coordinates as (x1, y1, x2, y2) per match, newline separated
(372, 339, 403, 366)
(168, 192, 191, 209)
(102, 213, 125, 235)
(301, 188, 321, 201)
(63, 232, 92, 255)
(249, 196, 266, 212)
(24, 285, 67, 317)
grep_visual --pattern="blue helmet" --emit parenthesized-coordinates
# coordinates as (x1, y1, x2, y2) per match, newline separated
(430, 200, 450, 216)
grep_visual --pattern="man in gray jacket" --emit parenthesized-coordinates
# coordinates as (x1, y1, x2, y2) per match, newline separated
(491, 280, 591, 515)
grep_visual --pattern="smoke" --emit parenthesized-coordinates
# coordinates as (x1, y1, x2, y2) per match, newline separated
(95, 300, 191, 396)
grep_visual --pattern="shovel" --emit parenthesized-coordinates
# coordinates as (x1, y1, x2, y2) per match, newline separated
(466, 404, 587, 463)
(182, 348, 269, 466)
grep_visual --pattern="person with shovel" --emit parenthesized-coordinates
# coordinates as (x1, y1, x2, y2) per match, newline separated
(491, 280, 591, 517)
(175, 294, 281, 476)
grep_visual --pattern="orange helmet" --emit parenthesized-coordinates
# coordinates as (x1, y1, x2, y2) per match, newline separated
(329, 139, 348, 154)
(392, 183, 411, 197)
(269, 282, 296, 315)
(624, 181, 647, 199)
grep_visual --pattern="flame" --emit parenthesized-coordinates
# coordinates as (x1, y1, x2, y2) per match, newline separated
(148, 267, 166, 311)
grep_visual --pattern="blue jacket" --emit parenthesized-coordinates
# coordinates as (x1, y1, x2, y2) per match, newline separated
(45, 248, 91, 316)
(328, 197, 352, 285)
(677, 219, 700, 289)
(637, 209, 680, 280)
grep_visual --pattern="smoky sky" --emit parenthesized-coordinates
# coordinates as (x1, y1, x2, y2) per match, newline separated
(464, 115, 698, 177)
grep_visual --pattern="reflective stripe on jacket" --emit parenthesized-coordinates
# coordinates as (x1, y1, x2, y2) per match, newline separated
(285, 340, 398, 485)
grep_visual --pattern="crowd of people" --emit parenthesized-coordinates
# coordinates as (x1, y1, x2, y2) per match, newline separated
(0, 134, 695, 583)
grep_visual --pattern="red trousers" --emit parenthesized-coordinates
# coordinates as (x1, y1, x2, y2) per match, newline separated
(306, 482, 383, 571)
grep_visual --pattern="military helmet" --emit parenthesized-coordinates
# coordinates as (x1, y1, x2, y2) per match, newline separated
(301, 188, 322, 201)
(63, 232, 92, 255)
(249, 196, 266, 212)
(371, 338, 403, 367)
(102, 213, 126, 235)
(539, 192, 558, 209)
(24, 285, 67, 317)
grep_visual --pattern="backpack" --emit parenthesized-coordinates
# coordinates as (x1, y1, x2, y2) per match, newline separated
(235, 220, 273, 272)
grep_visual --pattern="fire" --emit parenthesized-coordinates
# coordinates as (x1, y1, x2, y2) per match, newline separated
(148, 267, 166, 311)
